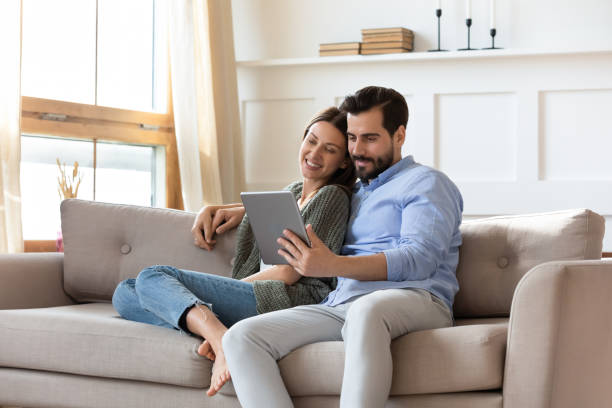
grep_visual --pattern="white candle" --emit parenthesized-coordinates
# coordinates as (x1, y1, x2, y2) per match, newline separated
(436, 0, 441, 10)
(490, 0, 496, 28)
(466, 0, 472, 18)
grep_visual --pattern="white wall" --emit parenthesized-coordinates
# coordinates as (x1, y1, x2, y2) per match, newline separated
(230, 0, 612, 252)
(231, 0, 612, 60)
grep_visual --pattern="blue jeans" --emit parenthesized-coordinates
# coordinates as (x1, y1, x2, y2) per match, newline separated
(112, 265, 258, 333)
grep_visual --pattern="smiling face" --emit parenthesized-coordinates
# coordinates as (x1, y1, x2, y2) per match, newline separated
(299, 120, 348, 186)
(347, 107, 405, 183)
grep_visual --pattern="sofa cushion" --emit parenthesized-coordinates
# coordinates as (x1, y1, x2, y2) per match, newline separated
(224, 322, 507, 397)
(454, 209, 605, 318)
(455, 317, 508, 326)
(0, 303, 211, 388)
(0, 301, 507, 396)
(60, 199, 236, 303)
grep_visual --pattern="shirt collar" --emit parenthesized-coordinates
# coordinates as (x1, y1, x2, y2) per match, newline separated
(355, 155, 416, 192)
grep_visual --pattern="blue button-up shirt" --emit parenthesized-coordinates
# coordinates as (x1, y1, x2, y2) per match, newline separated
(321, 156, 463, 312)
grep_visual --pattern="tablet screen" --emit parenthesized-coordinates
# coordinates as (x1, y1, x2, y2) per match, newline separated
(241, 191, 310, 265)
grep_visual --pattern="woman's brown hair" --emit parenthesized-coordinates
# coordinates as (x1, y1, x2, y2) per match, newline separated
(302, 107, 356, 194)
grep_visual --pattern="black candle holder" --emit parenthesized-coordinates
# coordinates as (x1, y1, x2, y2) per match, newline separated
(428, 9, 448, 52)
(482, 28, 503, 49)
(458, 18, 474, 50)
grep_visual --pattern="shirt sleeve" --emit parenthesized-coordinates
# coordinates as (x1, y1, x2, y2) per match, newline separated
(383, 173, 463, 282)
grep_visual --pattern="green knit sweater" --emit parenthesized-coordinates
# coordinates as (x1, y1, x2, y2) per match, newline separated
(231, 182, 350, 314)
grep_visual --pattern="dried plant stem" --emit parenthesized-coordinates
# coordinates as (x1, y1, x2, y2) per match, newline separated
(56, 158, 82, 200)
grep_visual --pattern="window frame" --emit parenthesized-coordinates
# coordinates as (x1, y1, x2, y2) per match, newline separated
(21, 94, 183, 252)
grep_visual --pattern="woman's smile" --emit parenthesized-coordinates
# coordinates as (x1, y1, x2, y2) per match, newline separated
(304, 158, 323, 170)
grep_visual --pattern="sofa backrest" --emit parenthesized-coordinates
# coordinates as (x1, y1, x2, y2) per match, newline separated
(61, 199, 236, 303)
(62, 201, 605, 314)
(453, 209, 605, 318)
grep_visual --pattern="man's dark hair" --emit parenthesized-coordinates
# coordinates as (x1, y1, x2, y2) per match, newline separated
(339, 86, 408, 137)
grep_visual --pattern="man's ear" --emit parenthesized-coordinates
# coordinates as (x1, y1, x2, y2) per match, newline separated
(394, 125, 406, 146)
(340, 158, 349, 169)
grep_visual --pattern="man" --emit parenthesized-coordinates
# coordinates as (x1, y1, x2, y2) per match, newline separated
(217, 86, 463, 407)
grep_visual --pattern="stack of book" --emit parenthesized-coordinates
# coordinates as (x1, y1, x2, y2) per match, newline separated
(360, 27, 414, 55)
(319, 42, 361, 57)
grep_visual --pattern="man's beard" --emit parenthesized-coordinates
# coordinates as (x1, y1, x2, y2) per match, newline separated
(352, 147, 394, 184)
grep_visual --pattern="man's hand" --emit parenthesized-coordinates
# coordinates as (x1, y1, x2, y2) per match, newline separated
(276, 225, 338, 277)
(191, 205, 245, 251)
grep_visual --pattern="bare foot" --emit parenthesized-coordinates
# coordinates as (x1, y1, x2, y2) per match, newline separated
(206, 352, 231, 396)
(198, 340, 216, 361)
(185, 304, 230, 396)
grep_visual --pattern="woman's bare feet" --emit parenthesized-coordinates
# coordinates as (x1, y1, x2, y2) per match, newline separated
(185, 304, 231, 396)
(198, 340, 216, 361)
(207, 351, 231, 396)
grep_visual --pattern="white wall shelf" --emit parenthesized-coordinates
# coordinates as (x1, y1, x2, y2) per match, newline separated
(236, 48, 612, 68)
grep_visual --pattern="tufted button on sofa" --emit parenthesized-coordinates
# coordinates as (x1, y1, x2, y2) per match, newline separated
(497, 256, 509, 268)
(0, 200, 610, 408)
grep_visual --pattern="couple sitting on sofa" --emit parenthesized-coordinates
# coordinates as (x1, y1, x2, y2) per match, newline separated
(112, 85, 464, 408)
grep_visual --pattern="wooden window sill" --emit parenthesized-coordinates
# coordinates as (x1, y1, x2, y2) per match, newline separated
(24, 240, 58, 253)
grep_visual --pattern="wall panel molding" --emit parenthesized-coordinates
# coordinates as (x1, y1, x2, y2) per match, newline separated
(237, 51, 612, 249)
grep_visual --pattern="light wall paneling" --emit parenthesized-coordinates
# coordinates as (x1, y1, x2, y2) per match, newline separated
(231, 0, 612, 60)
(540, 89, 612, 181)
(409, 93, 434, 167)
(435, 92, 518, 182)
(236, 50, 612, 250)
(242, 98, 315, 191)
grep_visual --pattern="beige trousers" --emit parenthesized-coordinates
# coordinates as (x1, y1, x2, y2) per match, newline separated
(223, 288, 453, 408)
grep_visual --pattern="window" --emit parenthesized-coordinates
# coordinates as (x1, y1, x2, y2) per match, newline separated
(20, 0, 181, 248)
(21, 0, 97, 104)
(20, 135, 165, 240)
(21, 0, 168, 112)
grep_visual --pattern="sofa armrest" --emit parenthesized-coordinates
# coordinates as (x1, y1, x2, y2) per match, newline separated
(0, 253, 75, 310)
(503, 259, 612, 408)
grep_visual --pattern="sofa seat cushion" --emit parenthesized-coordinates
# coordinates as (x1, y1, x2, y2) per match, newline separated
(455, 317, 509, 326)
(0, 303, 211, 388)
(221, 321, 508, 397)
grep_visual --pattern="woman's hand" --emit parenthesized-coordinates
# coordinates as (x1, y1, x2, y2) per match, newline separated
(191, 204, 245, 251)
(241, 265, 302, 285)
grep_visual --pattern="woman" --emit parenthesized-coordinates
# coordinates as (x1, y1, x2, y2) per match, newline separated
(112, 106, 356, 396)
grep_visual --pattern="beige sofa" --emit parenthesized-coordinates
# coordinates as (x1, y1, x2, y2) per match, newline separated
(1, 199, 610, 408)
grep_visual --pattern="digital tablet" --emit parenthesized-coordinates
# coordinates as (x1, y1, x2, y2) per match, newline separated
(240, 190, 311, 265)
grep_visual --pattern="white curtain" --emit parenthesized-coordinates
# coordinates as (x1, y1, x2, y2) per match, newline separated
(168, 0, 245, 211)
(0, 0, 23, 253)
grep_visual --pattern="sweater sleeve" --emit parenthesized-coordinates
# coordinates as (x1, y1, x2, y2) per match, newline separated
(231, 181, 302, 281)
(230, 214, 261, 281)
(302, 185, 350, 256)
(253, 185, 350, 313)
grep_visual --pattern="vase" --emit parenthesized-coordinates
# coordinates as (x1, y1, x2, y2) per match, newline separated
(56, 229, 64, 252)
